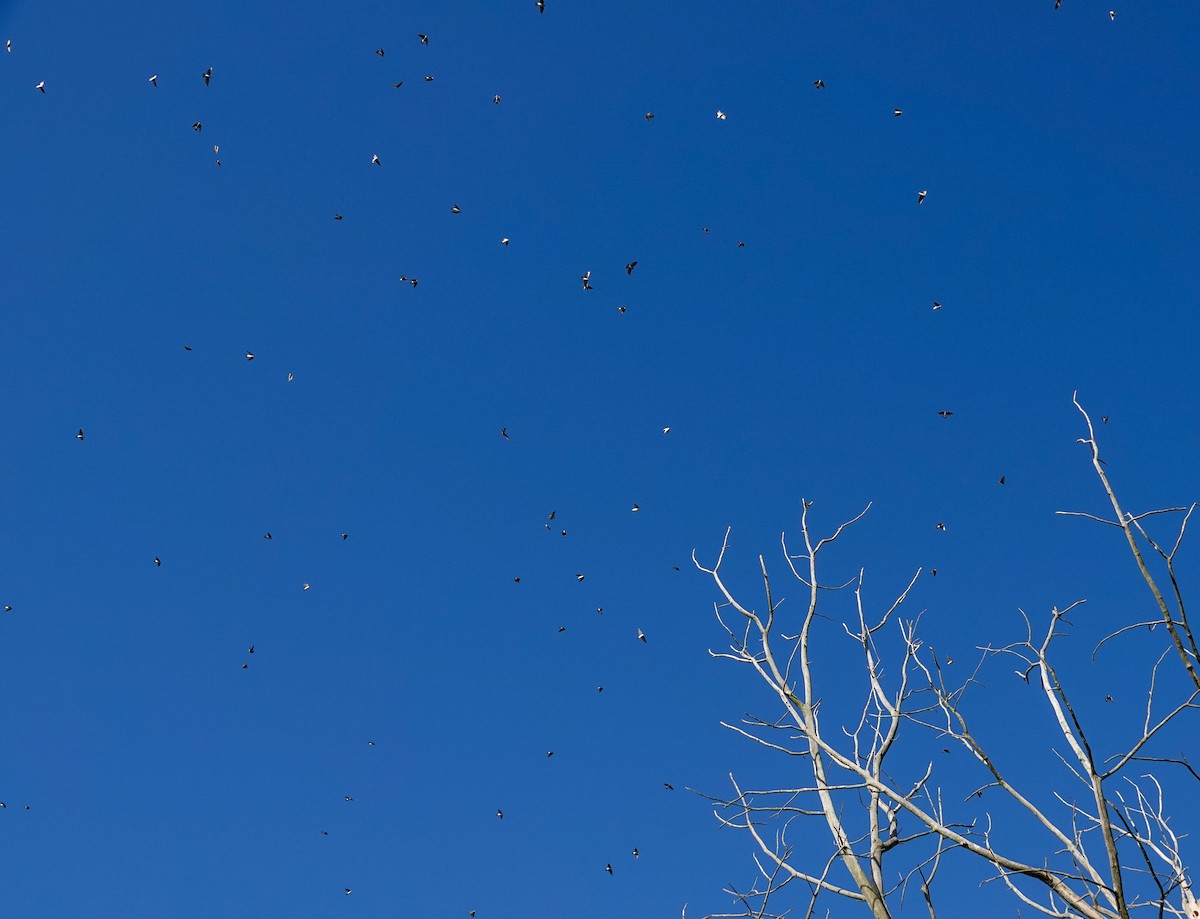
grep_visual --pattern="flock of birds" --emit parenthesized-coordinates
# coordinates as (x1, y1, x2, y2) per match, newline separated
(1, 3, 1127, 912)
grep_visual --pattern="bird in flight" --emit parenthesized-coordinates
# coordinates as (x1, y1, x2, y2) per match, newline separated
(493, 94, 501, 104)
(418, 34, 429, 44)
(5, 40, 9, 52)
(715, 110, 727, 120)
(932, 301, 942, 310)
(344, 889, 352, 896)
(662, 426, 670, 434)
(645, 112, 655, 120)
(606, 864, 614, 875)
(936, 411, 953, 418)
(936, 522, 946, 531)
(537, 0, 545, 11)
(371, 154, 381, 166)
(632, 848, 639, 858)
(637, 628, 647, 643)
(193, 122, 202, 131)
(501, 237, 510, 246)
(497, 808, 504, 819)
(154, 557, 161, 567)
(341, 533, 349, 540)
(626, 261, 638, 275)
(812, 79, 825, 89)
(998, 475, 1006, 485)
(617, 306, 627, 314)
(581, 271, 593, 290)
(424, 75, 434, 82)
(149, 74, 158, 87)
(917, 189, 928, 205)
(501, 427, 510, 440)
(893, 108, 903, 117)
(375, 48, 385, 57)
(245, 351, 254, 360)
(76, 428, 85, 441)
(36, 81, 45, 93)
(203, 68, 212, 86)
(451, 204, 462, 214)
(631, 503, 640, 512)
(664, 783, 674, 790)
(576, 573, 585, 582)
(263, 532, 273, 540)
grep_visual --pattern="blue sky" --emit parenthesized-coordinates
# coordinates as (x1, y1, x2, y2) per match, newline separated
(2, 1, 1199, 916)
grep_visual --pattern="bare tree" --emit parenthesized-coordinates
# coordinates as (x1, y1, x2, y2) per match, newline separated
(695, 398, 1200, 919)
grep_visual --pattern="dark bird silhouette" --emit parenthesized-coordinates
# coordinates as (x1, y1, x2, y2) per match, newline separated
(248, 645, 254, 654)
(581, 271, 593, 290)
(936, 522, 946, 531)
(893, 108, 903, 116)
(576, 573, 585, 582)
(664, 783, 674, 790)
(263, 532, 273, 540)
(645, 112, 654, 120)
(36, 80, 45, 92)
(497, 809, 504, 819)
(513, 577, 521, 583)
(418, 34, 429, 44)
(606, 864, 614, 875)
(202, 68, 212, 86)
(451, 204, 462, 214)
(76, 428, 85, 441)
(341, 533, 349, 540)
(371, 154, 381, 166)
(375, 48, 385, 57)
(424, 75, 434, 82)
(537, 0, 545, 11)
(937, 411, 953, 418)
(812, 79, 825, 89)
(999, 476, 1006, 485)
(193, 122, 202, 131)
(149, 74, 158, 87)
(493, 94, 501, 104)
(632, 847, 639, 858)
(501, 427, 510, 440)
(334, 214, 344, 220)
(638, 628, 647, 643)
(154, 557, 161, 567)
(245, 351, 254, 360)
(626, 261, 638, 275)
(917, 189, 928, 205)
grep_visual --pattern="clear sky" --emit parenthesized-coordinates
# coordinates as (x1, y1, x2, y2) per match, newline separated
(1, 1, 1199, 916)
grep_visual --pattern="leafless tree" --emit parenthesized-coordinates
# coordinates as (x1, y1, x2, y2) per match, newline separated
(694, 397, 1200, 919)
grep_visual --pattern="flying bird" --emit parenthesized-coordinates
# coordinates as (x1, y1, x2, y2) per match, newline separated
(393, 82, 403, 88)
(537, 0, 545, 11)
(203, 68, 212, 85)
(632, 848, 639, 858)
(547, 750, 554, 757)
(932, 301, 943, 310)
(302, 583, 311, 590)
(5, 40, 9, 52)
(493, 94, 501, 104)
(917, 189, 927, 204)
(662, 426, 670, 434)
(344, 796, 353, 802)
(76, 428, 85, 441)
(576, 573, 585, 582)
(245, 351, 254, 360)
(812, 79, 825, 89)
(893, 108, 903, 116)
(637, 628, 647, 643)
(154, 557, 161, 567)
(341, 533, 349, 540)
(375, 48, 385, 57)
(501, 427, 510, 440)
(547, 511, 556, 521)
(263, 532, 273, 540)
(936, 522, 946, 531)
(371, 154, 381, 165)
(999, 476, 1006, 485)
(1110, 10, 1116, 20)
(424, 75, 434, 82)
(606, 864, 614, 875)
(248, 645, 254, 653)
(193, 122, 202, 131)
(626, 261, 638, 275)
(497, 809, 504, 819)
(500, 237, 510, 246)
(1055, 0, 1062, 7)
(451, 204, 462, 214)
(936, 411, 953, 418)
(581, 271, 593, 290)
(701, 227, 711, 234)
(664, 783, 674, 790)
(631, 503, 640, 512)
(36, 80, 45, 92)
(344, 889, 352, 896)
(715, 110, 727, 120)
(149, 74, 158, 87)
(617, 306, 627, 314)
(418, 33, 429, 44)
(513, 577, 521, 583)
